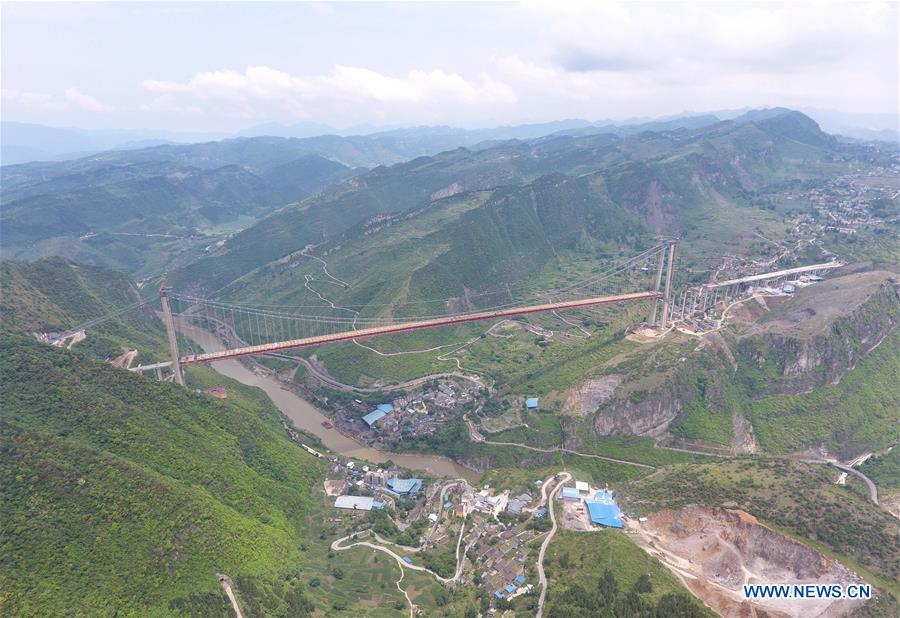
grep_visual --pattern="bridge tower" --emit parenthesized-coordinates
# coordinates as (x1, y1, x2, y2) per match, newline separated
(159, 286, 184, 386)
(648, 242, 667, 325)
(658, 241, 677, 327)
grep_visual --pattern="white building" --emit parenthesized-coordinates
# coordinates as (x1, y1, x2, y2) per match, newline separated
(334, 495, 383, 511)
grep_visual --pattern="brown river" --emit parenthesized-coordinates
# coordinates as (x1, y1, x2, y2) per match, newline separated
(178, 320, 477, 480)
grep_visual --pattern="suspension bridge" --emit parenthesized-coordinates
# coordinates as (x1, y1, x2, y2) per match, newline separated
(50, 239, 844, 387)
(53, 243, 683, 385)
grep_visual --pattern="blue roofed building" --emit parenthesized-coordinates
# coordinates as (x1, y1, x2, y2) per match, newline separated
(362, 409, 387, 427)
(515, 575, 526, 585)
(505, 584, 517, 594)
(561, 487, 581, 500)
(494, 591, 504, 599)
(535, 507, 547, 518)
(377, 403, 394, 413)
(525, 397, 539, 409)
(403, 556, 413, 564)
(593, 490, 614, 502)
(585, 499, 623, 528)
(385, 477, 423, 498)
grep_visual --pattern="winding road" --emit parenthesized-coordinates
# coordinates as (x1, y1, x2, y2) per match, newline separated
(536, 471, 570, 618)
(331, 532, 462, 585)
(803, 459, 880, 505)
(464, 415, 656, 470)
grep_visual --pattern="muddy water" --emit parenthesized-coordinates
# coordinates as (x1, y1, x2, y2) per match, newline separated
(178, 320, 477, 480)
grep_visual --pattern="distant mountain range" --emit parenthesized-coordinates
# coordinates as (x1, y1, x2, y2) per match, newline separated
(3, 107, 896, 166)
(0, 122, 226, 166)
(2, 108, 895, 283)
(173, 108, 849, 296)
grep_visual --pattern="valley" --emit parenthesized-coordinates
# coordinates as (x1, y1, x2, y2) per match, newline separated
(2, 108, 897, 617)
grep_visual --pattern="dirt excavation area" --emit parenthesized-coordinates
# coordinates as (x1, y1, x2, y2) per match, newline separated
(627, 506, 866, 617)
(111, 348, 138, 368)
(561, 375, 622, 416)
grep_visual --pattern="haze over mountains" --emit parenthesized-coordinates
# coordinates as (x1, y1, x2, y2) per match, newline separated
(3, 106, 897, 165)
(1, 107, 889, 284)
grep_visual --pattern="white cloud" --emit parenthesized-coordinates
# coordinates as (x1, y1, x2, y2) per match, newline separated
(2, 2, 895, 130)
(64, 88, 114, 113)
(2, 87, 114, 113)
(522, 1, 895, 74)
(1, 88, 62, 109)
(141, 64, 517, 116)
(487, 1, 899, 117)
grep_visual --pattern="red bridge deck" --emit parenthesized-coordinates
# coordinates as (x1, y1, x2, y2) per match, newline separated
(180, 291, 659, 365)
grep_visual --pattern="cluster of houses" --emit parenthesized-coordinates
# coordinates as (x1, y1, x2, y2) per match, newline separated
(330, 457, 424, 511)
(448, 485, 539, 519)
(494, 575, 533, 602)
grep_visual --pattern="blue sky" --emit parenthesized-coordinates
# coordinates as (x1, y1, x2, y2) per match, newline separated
(2, 1, 897, 131)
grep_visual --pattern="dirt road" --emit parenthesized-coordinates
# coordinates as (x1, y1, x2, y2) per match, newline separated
(331, 533, 461, 584)
(536, 471, 570, 618)
(216, 573, 243, 618)
(464, 415, 656, 470)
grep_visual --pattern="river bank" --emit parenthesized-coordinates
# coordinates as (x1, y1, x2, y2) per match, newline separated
(178, 319, 477, 480)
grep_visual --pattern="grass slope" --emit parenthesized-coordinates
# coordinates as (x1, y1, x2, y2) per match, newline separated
(743, 329, 900, 455)
(543, 530, 714, 617)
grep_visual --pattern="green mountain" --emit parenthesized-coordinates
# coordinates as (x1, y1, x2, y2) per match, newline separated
(0, 257, 167, 363)
(0, 260, 470, 617)
(211, 110, 856, 314)
(0, 328, 325, 617)
(1, 109, 896, 615)
(198, 110, 898, 468)
(1, 150, 356, 276)
(174, 109, 875, 296)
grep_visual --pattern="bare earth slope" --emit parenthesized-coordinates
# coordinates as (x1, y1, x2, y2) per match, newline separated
(629, 506, 866, 618)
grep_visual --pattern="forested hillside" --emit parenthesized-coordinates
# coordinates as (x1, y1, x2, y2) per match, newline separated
(0, 257, 167, 362)
(1, 148, 357, 275)
(0, 330, 323, 617)
(177, 109, 879, 296)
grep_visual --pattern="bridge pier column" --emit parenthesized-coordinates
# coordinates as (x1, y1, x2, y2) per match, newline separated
(160, 286, 184, 386)
(649, 245, 666, 325)
(659, 242, 676, 327)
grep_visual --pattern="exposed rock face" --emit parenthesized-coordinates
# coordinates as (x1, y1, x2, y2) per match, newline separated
(562, 374, 622, 416)
(737, 273, 899, 395)
(732, 412, 759, 454)
(630, 506, 867, 618)
(430, 182, 463, 200)
(590, 367, 696, 438)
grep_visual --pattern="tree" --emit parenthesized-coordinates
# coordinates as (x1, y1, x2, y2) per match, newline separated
(633, 572, 653, 594)
(597, 568, 618, 605)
